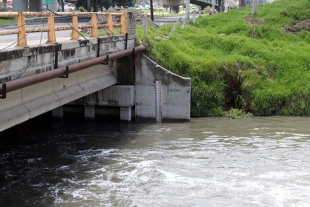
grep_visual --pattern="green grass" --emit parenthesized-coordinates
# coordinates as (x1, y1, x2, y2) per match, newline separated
(136, 0, 310, 117)
(0, 17, 16, 25)
(77, 28, 121, 37)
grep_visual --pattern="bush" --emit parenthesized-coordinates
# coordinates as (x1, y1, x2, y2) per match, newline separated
(78, 6, 86, 12)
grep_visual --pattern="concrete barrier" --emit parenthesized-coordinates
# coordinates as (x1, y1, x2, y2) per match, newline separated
(135, 55, 191, 121)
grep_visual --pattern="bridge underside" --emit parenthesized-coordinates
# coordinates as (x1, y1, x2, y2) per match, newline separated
(162, 0, 185, 6)
(191, 0, 222, 9)
(162, 0, 222, 10)
(0, 65, 117, 132)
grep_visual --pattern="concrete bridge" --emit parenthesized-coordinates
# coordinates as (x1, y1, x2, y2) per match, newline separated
(163, 0, 223, 9)
(11, 0, 61, 12)
(0, 11, 191, 132)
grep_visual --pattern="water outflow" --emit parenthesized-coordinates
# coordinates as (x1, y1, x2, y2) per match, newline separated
(0, 116, 310, 206)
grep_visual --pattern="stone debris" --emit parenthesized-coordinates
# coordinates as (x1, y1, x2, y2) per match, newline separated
(245, 17, 265, 25)
(285, 20, 310, 34)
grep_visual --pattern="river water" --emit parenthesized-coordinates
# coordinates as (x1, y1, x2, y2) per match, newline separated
(0, 115, 310, 206)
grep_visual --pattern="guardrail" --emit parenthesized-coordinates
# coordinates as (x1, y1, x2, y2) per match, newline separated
(0, 11, 127, 47)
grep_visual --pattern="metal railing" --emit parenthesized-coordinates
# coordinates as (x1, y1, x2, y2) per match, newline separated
(0, 11, 128, 47)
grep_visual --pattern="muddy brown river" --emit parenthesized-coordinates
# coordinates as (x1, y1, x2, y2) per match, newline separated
(0, 115, 309, 206)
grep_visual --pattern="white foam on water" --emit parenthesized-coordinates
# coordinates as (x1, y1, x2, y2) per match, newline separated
(204, 138, 219, 143)
(3, 117, 310, 206)
(177, 137, 195, 141)
(257, 171, 288, 179)
(27, 158, 42, 163)
(58, 165, 70, 170)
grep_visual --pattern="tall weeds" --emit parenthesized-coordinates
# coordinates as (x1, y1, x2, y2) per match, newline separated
(136, 0, 310, 116)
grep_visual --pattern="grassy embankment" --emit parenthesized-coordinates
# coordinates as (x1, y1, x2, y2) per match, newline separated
(136, 0, 310, 117)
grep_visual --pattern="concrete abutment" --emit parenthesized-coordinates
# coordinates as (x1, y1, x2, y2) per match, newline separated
(68, 54, 191, 122)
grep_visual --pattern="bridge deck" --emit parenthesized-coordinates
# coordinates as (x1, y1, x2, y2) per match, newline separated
(0, 35, 71, 51)
(190, 0, 222, 8)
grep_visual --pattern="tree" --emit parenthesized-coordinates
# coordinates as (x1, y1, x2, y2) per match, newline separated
(114, 0, 134, 7)
(76, 0, 86, 10)
(76, 0, 134, 11)
(3, 0, 7, 10)
(98, 0, 113, 10)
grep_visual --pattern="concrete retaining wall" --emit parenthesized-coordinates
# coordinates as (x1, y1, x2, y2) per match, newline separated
(135, 55, 191, 121)
(69, 54, 191, 122)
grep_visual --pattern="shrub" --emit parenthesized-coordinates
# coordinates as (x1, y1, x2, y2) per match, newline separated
(79, 6, 86, 12)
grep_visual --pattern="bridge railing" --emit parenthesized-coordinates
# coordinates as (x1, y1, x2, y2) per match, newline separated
(0, 11, 127, 47)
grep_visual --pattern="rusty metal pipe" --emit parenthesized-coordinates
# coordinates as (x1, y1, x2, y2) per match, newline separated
(0, 45, 146, 94)
(68, 45, 145, 74)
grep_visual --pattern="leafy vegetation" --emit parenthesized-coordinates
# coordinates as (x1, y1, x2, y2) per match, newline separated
(0, 17, 16, 25)
(223, 108, 253, 118)
(77, 28, 121, 37)
(136, 0, 310, 117)
(76, 0, 134, 11)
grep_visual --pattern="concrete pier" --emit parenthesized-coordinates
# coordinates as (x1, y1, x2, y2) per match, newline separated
(29, 0, 43, 12)
(84, 105, 95, 119)
(13, 0, 28, 11)
(120, 107, 131, 121)
(52, 106, 64, 118)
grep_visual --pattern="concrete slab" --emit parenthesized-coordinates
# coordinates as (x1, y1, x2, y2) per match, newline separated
(23, 93, 60, 118)
(0, 104, 30, 132)
(135, 55, 191, 121)
(99, 85, 135, 107)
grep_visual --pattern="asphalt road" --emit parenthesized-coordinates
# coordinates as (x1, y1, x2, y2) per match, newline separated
(154, 16, 185, 23)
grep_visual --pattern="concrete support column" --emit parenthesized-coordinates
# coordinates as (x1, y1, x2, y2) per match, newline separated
(185, 0, 190, 24)
(13, 0, 28, 11)
(48, 2, 58, 12)
(29, 0, 43, 11)
(84, 105, 95, 119)
(120, 107, 131, 121)
(52, 106, 64, 119)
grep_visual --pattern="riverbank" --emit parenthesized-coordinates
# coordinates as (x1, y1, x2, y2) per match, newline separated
(136, 0, 310, 117)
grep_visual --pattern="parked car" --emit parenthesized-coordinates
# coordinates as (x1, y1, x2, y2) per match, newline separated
(191, 7, 196, 13)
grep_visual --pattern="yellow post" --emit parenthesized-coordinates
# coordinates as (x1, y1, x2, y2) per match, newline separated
(90, 13, 98, 37)
(47, 12, 56, 44)
(16, 12, 27, 47)
(107, 12, 113, 35)
(120, 11, 127, 34)
(71, 12, 79, 40)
